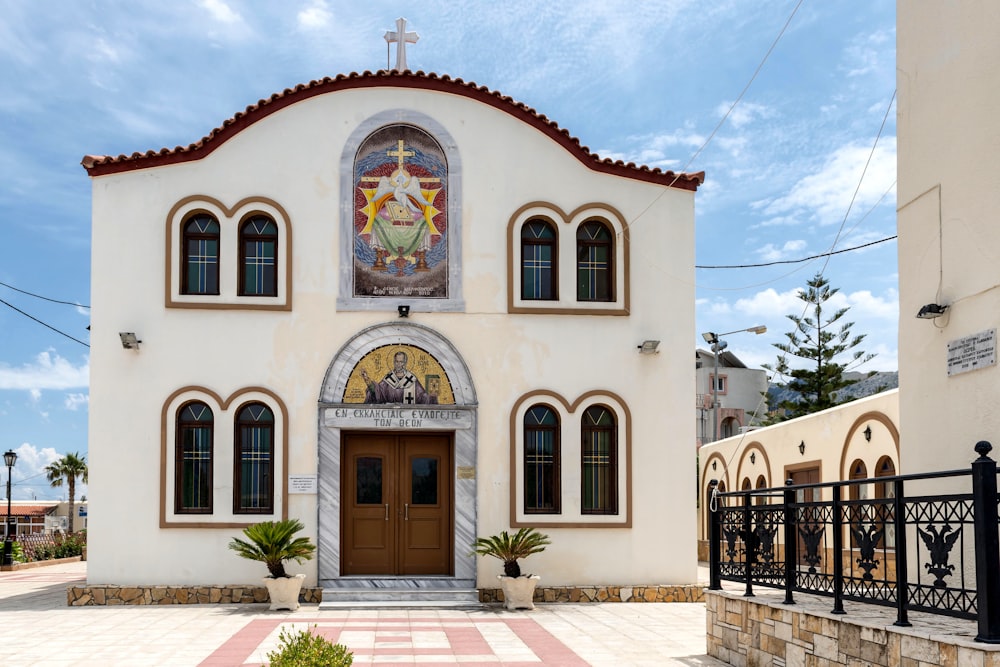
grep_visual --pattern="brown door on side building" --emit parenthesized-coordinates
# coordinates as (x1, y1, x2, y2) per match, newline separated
(341, 432, 453, 576)
(788, 466, 821, 566)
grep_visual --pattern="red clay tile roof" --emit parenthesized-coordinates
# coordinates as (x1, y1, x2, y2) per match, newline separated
(82, 69, 704, 191)
(0, 505, 54, 517)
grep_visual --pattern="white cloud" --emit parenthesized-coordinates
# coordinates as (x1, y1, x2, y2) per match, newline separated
(5, 443, 89, 502)
(757, 240, 807, 262)
(0, 351, 89, 391)
(297, 1, 332, 30)
(64, 393, 89, 411)
(716, 101, 773, 129)
(199, 0, 242, 24)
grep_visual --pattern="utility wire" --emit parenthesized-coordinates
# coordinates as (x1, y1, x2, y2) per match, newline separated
(0, 281, 89, 308)
(697, 235, 896, 269)
(0, 298, 90, 347)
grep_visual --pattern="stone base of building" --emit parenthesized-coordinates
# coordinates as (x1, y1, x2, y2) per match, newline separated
(68, 585, 323, 606)
(706, 589, 1000, 666)
(480, 584, 705, 605)
(67, 583, 704, 606)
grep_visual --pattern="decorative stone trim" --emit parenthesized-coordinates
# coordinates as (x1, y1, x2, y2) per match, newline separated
(68, 585, 322, 606)
(480, 584, 704, 604)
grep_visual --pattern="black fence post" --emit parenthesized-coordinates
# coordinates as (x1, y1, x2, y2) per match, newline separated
(708, 479, 721, 590)
(892, 477, 911, 627)
(783, 479, 796, 605)
(743, 490, 755, 597)
(831, 484, 845, 614)
(972, 441, 1000, 643)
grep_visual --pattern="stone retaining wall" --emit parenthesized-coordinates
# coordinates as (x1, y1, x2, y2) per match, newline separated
(480, 584, 704, 604)
(68, 585, 322, 606)
(706, 589, 1000, 666)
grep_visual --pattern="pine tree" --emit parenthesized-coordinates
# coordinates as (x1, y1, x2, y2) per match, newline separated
(765, 273, 875, 420)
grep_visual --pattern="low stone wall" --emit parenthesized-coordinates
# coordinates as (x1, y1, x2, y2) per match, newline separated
(480, 584, 704, 604)
(68, 585, 322, 606)
(706, 589, 1000, 666)
(0, 555, 81, 572)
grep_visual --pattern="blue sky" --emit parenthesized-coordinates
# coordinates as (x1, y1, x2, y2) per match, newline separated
(0, 1, 897, 499)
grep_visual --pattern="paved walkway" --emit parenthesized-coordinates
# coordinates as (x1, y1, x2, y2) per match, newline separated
(0, 562, 727, 666)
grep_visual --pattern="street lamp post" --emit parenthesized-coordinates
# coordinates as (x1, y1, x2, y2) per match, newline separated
(701, 326, 767, 443)
(3, 449, 17, 567)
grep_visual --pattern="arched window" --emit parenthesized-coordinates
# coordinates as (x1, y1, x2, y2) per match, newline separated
(875, 456, 896, 548)
(524, 405, 560, 513)
(235, 403, 275, 514)
(756, 475, 767, 505)
(582, 405, 617, 514)
(576, 220, 613, 301)
(721, 417, 739, 439)
(175, 401, 214, 513)
(239, 216, 278, 297)
(521, 219, 557, 300)
(849, 459, 869, 500)
(181, 214, 220, 295)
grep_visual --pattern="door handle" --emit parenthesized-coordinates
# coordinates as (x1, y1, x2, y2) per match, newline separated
(385, 504, 389, 521)
(404, 503, 409, 521)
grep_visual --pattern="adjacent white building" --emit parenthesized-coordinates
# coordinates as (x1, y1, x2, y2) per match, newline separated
(83, 70, 703, 594)
(696, 348, 769, 447)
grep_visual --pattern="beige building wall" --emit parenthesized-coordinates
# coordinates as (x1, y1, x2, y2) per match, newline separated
(897, 2, 1000, 475)
(697, 390, 899, 546)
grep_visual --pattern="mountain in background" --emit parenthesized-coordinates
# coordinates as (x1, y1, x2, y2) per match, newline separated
(766, 371, 899, 412)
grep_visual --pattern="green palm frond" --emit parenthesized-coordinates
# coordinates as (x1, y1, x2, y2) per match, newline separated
(471, 527, 550, 577)
(229, 519, 316, 578)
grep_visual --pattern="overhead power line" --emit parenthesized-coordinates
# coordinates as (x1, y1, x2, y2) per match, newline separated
(696, 235, 897, 269)
(0, 298, 90, 347)
(0, 280, 89, 308)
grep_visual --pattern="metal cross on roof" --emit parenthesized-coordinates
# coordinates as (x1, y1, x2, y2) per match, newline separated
(384, 17, 418, 72)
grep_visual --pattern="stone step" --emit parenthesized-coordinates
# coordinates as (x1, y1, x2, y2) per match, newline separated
(319, 587, 483, 610)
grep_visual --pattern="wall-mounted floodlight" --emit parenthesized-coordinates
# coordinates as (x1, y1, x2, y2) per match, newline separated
(637, 340, 660, 354)
(398, 305, 410, 318)
(119, 332, 141, 350)
(916, 303, 948, 319)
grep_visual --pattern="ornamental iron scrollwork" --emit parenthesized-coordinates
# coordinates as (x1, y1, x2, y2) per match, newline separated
(798, 522, 824, 573)
(755, 522, 777, 566)
(918, 522, 961, 588)
(722, 524, 740, 563)
(851, 522, 884, 582)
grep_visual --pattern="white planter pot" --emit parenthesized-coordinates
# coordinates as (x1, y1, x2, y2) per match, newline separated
(498, 574, 540, 610)
(263, 573, 306, 611)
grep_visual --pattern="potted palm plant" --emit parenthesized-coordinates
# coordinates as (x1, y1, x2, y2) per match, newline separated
(472, 527, 550, 610)
(229, 518, 316, 611)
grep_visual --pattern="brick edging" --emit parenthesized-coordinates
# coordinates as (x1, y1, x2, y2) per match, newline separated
(481, 584, 705, 604)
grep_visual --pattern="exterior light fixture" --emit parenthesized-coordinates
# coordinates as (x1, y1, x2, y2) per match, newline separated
(750, 452, 756, 465)
(699, 325, 767, 443)
(119, 332, 141, 350)
(637, 340, 660, 354)
(798, 440, 806, 455)
(398, 305, 410, 318)
(863, 425, 872, 442)
(916, 303, 948, 319)
(712, 460, 717, 471)
(3, 449, 16, 566)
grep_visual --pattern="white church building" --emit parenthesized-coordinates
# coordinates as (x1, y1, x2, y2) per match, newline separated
(82, 62, 703, 601)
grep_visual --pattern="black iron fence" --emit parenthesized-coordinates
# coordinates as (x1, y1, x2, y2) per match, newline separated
(708, 441, 1000, 643)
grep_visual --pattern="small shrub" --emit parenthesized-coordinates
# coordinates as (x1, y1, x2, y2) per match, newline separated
(267, 626, 353, 667)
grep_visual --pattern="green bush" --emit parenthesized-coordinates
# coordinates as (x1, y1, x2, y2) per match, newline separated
(267, 626, 353, 667)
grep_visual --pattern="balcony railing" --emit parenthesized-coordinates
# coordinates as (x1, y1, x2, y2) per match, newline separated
(707, 441, 1000, 643)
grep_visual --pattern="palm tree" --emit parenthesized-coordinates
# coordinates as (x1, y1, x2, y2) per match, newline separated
(45, 452, 88, 534)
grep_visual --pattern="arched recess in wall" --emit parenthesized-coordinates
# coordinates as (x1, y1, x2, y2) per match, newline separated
(735, 442, 771, 492)
(702, 452, 730, 539)
(839, 411, 900, 480)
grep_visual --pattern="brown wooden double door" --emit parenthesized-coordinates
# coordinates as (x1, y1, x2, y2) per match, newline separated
(341, 433, 453, 576)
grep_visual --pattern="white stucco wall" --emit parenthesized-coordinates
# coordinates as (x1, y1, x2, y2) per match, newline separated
(897, 2, 1000, 476)
(87, 82, 697, 588)
(697, 390, 899, 541)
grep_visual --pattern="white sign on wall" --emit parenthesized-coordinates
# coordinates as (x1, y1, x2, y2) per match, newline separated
(947, 328, 997, 376)
(288, 474, 318, 494)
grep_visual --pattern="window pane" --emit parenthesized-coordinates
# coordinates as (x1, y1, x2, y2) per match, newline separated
(176, 402, 213, 513)
(577, 221, 612, 301)
(582, 406, 617, 514)
(236, 403, 273, 513)
(241, 216, 277, 296)
(183, 216, 220, 295)
(521, 221, 555, 300)
(524, 405, 559, 513)
(410, 457, 438, 505)
(356, 456, 383, 504)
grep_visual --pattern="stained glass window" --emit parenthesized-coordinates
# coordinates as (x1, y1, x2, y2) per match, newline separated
(235, 403, 274, 514)
(521, 220, 556, 300)
(176, 401, 213, 513)
(524, 405, 560, 513)
(182, 215, 220, 295)
(576, 220, 613, 301)
(582, 405, 617, 514)
(240, 216, 278, 297)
